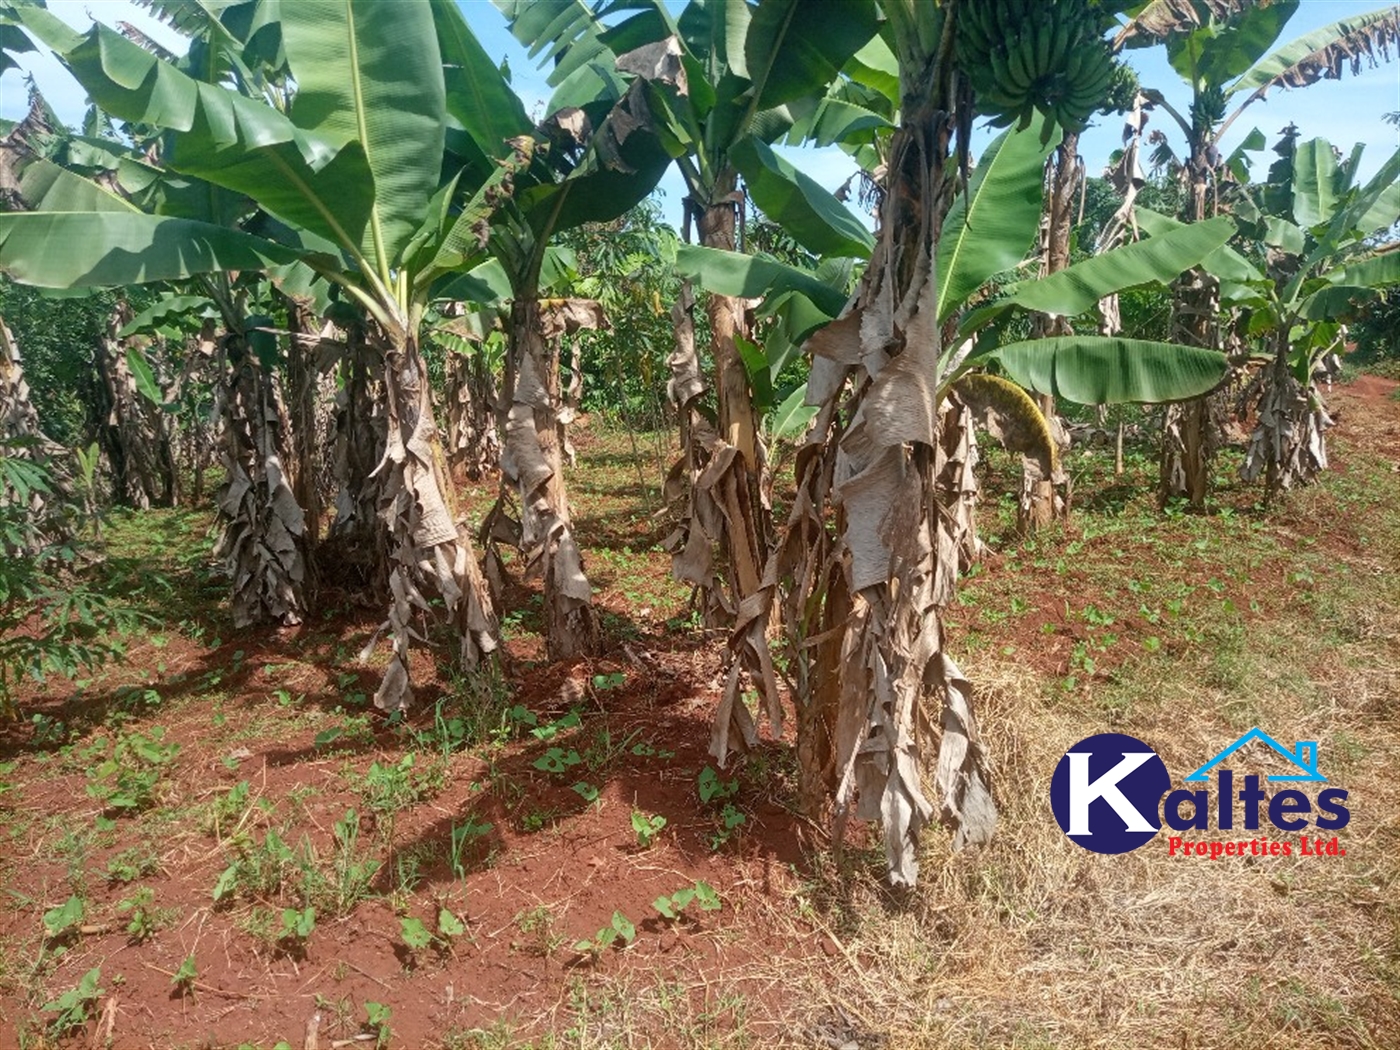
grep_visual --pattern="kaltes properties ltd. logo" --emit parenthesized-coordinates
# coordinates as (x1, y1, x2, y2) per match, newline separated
(1049, 729, 1350, 858)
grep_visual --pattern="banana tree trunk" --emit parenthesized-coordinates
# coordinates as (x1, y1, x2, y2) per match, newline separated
(284, 298, 328, 579)
(1159, 268, 1222, 509)
(1019, 134, 1078, 534)
(370, 325, 498, 711)
(494, 297, 598, 660)
(1241, 331, 1331, 499)
(212, 331, 307, 627)
(773, 86, 996, 887)
(444, 347, 500, 482)
(1, 314, 73, 550)
(667, 170, 779, 745)
(328, 322, 389, 597)
(1159, 150, 1223, 510)
(94, 303, 178, 509)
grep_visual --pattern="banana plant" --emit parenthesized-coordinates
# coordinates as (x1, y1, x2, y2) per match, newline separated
(1124, 0, 1400, 507)
(0, 0, 534, 710)
(683, 2, 1235, 883)
(1223, 132, 1400, 496)
(496, 0, 882, 711)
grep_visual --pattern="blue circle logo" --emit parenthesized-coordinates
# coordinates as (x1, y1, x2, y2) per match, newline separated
(1050, 733, 1170, 854)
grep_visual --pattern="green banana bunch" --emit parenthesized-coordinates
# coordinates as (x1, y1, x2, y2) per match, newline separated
(955, 0, 1121, 141)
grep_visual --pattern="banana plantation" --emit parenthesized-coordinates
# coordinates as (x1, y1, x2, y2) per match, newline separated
(2, 0, 1399, 1046)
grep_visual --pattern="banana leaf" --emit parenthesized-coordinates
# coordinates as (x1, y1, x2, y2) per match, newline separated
(937, 119, 1061, 323)
(981, 336, 1229, 405)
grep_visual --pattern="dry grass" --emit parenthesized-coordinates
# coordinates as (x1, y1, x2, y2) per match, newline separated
(731, 394, 1400, 1050)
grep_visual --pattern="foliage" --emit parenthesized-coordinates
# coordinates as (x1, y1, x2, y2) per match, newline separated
(630, 809, 666, 848)
(572, 910, 636, 958)
(41, 966, 103, 1038)
(0, 445, 143, 716)
(653, 880, 721, 921)
(84, 726, 179, 814)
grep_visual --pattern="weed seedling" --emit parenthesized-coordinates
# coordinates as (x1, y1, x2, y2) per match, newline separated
(42, 895, 85, 942)
(631, 809, 667, 848)
(118, 887, 171, 943)
(448, 817, 493, 878)
(279, 906, 316, 954)
(364, 1002, 393, 1049)
(41, 966, 103, 1038)
(171, 954, 197, 997)
(573, 910, 636, 959)
(106, 846, 160, 884)
(653, 880, 721, 921)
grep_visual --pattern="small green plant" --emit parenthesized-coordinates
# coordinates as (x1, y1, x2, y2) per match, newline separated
(84, 727, 179, 814)
(697, 765, 739, 804)
(592, 672, 625, 691)
(533, 747, 583, 774)
(530, 709, 581, 742)
(105, 845, 160, 884)
(118, 887, 171, 943)
(41, 966, 103, 1038)
(42, 895, 85, 941)
(279, 905, 316, 952)
(171, 954, 198, 996)
(573, 910, 636, 958)
(572, 781, 600, 803)
(710, 803, 747, 850)
(205, 780, 251, 837)
(448, 817, 493, 879)
(630, 809, 667, 848)
(364, 1002, 393, 1049)
(400, 906, 465, 959)
(514, 905, 563, 958)
(653, 880, 721, 921)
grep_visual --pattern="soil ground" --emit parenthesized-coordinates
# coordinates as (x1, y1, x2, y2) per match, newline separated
(1, 375, 1398, 1049)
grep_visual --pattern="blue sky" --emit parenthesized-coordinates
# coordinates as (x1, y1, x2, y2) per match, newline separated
(3, 0, 1398, 230)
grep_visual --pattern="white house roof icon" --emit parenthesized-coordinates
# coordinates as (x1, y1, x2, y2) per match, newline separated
(1182, 728, 1326, 783)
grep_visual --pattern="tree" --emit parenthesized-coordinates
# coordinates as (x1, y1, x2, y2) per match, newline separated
(1125, 0, 1400, 508)
(496, 0, 880, 704)
(1229, 131, 1400, 495)
(0, 0, 521, 708)
(681, 0, 1234, 885)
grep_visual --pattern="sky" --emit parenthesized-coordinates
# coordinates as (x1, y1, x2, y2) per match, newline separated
(2, 0, 1398, 231)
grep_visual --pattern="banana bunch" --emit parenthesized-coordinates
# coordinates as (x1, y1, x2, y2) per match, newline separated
(956, 0, 1117, 139)
(1190, 84, 1227, 135)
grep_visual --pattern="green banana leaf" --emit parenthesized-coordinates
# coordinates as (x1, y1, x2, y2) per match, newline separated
(976, 215, 1237, 325)
(1132, 207, 1263, 283)
(1291, 138, 1341, 229)
(742, 0, 880, 112)
(430, 0, 532, 166)
(1302, 249, 1400, 321)
(1167, 1, 1299, 89)
(125, 345, 165, 407)
(1300, 284, 1379, 321)
(981, 337, 1229, 405)
(279, 1, 446, 269)
(937, 119, 1061, 324)
(765, 384, 818, 441)
(119, 295, 219, 337)
(730, 136, 873, 258)
(675, 244, 849, 318)
(0, 212, 302, 289)
(1230, 6, 1400, 97)
(16, 8, 375, 258)
(16, 157, 139, 214)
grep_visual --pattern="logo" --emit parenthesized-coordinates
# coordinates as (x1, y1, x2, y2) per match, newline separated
(1050, 728, 1350, 857)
